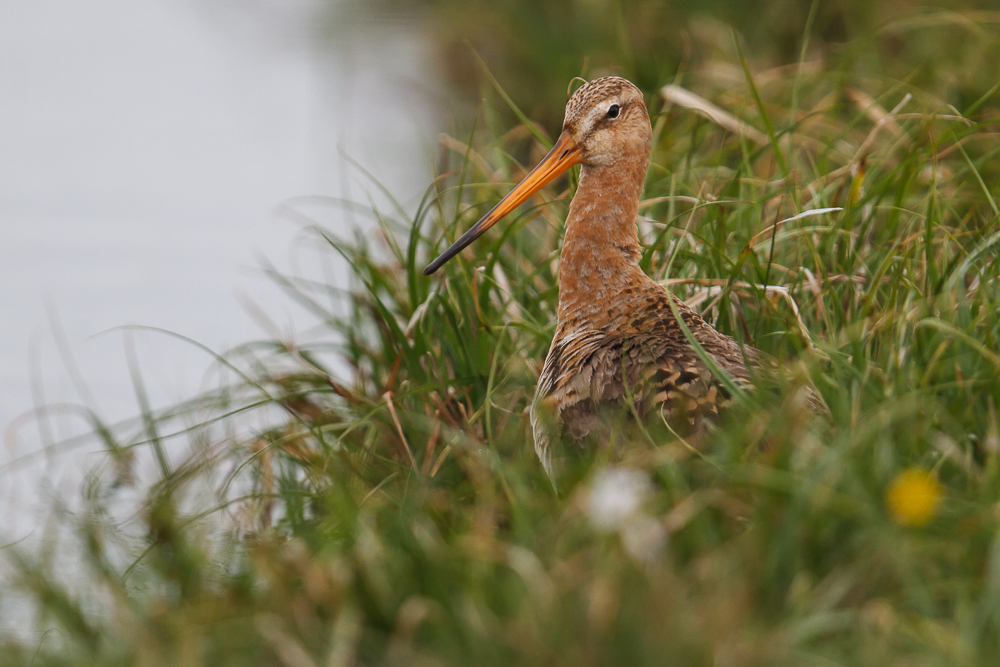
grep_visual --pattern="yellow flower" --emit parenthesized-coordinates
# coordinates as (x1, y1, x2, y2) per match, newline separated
(886, 468, 942, 526)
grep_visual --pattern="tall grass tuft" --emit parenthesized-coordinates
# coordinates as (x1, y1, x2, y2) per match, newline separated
(5, 17, 1000, 666)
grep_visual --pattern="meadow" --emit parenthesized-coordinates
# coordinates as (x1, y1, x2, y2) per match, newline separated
(4, 4, 1000, 665)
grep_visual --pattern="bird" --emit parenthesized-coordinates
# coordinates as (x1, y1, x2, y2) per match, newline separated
(424, 76, 761, 481)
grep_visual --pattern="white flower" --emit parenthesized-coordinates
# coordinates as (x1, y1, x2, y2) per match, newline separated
(586, 467, 665, 563)
(586, 467, 653, 530)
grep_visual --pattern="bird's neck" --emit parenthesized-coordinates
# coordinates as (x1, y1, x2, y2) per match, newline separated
(556, 154, 649, 325)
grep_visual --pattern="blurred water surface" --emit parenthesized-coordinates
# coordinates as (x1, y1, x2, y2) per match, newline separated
(0, 0, 437, 545)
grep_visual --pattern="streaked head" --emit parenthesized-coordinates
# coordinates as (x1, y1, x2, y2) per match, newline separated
(561, 76, 650, 167)
(424, 76, 650, 275)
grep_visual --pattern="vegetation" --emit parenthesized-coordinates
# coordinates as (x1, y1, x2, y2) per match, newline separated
(5, 4, 1000, 665)
(368, 0, 1000, 130)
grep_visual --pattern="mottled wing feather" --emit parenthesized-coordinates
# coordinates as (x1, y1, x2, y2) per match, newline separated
(531, 289, 759, 480)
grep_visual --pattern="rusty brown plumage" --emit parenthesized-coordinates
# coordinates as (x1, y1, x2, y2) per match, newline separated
(426, 76, 762, 482)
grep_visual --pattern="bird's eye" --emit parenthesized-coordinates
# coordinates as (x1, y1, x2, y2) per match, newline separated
(606, 104, 621, 119)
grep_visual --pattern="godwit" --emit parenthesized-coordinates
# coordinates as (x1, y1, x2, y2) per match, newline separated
(425, 76, 759, 480)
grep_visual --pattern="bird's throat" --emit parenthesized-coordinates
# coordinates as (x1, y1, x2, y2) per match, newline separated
(556, 158, 649, 324)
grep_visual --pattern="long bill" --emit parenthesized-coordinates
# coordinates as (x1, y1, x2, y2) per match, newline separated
(423, 131, 582, 275)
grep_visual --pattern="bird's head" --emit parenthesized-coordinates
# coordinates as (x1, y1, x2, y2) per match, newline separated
(424, 76, 650, 275)
(561, 76, 651, 168)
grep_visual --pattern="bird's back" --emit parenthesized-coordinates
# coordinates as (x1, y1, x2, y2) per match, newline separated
(530, 275, 757, 478)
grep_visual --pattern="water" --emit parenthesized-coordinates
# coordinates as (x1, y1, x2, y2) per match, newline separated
(0, 0, 438, 568)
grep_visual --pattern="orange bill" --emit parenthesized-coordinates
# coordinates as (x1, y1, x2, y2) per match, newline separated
(424, 131, 583, 275)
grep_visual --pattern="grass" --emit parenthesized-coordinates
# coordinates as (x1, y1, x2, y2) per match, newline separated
(4, 11, 1000, 667)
